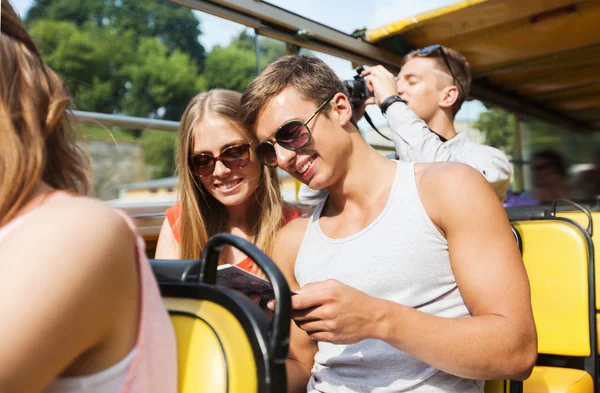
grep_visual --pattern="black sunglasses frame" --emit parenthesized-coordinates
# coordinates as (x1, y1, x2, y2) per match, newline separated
(190, 143, 251, 177)
(255, 97, 333, 168)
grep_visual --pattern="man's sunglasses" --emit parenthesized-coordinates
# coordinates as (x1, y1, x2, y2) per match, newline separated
(190, 143, 250, 177)
(255, 97, 333, 168)
(418, 44, 463, 92)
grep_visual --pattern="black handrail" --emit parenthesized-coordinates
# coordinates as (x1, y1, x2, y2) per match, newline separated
(551, 198, 593, 236)
(182, 233, 292, 361)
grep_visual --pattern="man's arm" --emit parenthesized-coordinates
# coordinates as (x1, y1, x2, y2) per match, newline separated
(361, 65, 511, 199)
(270, 218, 318, 393)
(386, 103, 512, 199)
(377, 162, 536, 379)
(291, 163, 536, 381)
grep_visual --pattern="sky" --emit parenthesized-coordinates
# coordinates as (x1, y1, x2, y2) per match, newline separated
(11, 0, 486, 122)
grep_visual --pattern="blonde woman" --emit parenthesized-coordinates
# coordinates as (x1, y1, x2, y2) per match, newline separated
(0, 2, 176, 392)
(155, 89, 301, 274)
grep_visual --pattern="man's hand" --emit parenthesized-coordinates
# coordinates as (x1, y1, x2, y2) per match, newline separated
(362, 65, 398, 106)
(290, 279, 383, 344)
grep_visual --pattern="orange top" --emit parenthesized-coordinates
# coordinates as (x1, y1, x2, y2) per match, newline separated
(164, 202, 302, 275)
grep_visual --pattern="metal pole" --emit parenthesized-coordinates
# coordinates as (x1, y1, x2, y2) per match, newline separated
(254, 29, 261, 75)
(513, 113, 525, 192)
(70, 110, 180, 132)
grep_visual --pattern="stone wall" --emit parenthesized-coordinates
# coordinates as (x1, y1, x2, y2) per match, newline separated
(83, 140, 146, 201)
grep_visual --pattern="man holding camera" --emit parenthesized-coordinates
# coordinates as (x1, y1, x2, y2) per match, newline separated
(298, 45, 511, 207)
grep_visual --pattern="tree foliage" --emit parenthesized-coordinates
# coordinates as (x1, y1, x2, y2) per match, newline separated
(203, 31, 286, 92)
(474, 107, 516, 157)
(24, 1, 289, 187)
(26, 0, 205, 68)
(26, 0, 204, 121)
(142, 131, 178, 179)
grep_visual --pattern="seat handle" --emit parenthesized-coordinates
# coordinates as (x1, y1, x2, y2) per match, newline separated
(183, 233, 291, 360)
(551, 198, 593, 236)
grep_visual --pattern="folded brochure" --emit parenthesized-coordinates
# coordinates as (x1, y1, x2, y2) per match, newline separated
(217, 263, 275, 302)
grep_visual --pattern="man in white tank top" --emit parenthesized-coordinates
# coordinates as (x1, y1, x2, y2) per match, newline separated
(240, 56, 536, 393)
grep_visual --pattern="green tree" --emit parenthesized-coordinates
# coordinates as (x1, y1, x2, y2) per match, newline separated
(26, 0, 205, 69)
(26, 0, 106, 27)
(474, 108, 515, 157)
(30, 20, 132, 114)
(142, 131, 178, 179)
(122, 37, 202, 119)
(203, 30, 286, 92)
(28, 19, 202, 121)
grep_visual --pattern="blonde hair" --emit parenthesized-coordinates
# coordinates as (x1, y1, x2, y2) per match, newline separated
(177, 89, 285, 259)
(0, 1, 89, 226)
(402, 45, 472, 117)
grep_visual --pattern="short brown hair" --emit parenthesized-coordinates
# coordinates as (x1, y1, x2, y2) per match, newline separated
(402, 45, 471, 116)
(240, 55, 347, 132)
(1, 1, 89, 226)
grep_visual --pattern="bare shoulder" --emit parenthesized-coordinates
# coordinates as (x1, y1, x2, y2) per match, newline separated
(415, 162, 492, 201)
(415, 161, 485, 183)
(272, 217, 310, 288)
(12, 196, 136, 274)
(276, 216, 310, 252)
(414, 162, 503, 229)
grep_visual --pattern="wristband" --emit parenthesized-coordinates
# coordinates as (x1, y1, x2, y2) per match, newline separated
(380, 95, 407, 115)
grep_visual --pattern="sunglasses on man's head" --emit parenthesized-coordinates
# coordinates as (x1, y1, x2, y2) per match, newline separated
(255, 97, 333, 168)
(190, 143, 250, 177)
(418, 44, 463, 91)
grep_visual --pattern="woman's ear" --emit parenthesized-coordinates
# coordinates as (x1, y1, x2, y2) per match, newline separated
(332, 92, 354, 127)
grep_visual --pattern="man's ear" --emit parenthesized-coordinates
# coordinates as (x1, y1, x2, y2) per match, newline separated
(439, 85, 459, 111)
(331, 92, 354, 127)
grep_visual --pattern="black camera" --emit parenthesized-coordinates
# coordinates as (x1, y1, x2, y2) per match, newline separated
(343, 66, 373, 105)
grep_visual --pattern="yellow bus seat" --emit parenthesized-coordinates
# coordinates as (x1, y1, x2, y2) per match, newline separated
(160, 291, 263, 393)
(151, 233, 292, 393)
(513, 219, 593, 357)
(523, 366, 593, 393)
(552, 206, 600, 359)
(555, 211, 598, 308)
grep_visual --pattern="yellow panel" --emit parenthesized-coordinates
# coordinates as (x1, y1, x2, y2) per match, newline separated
(365, 0, 487, 43)
(555, 212, 598, 310)
(366, 0, 583, 45)
(171, 315, 226, 393)
(164, 297, 259, 393)
(523, 366, 593, 393)
(513, 221, 590, 356)
(484, 380, 508, 393)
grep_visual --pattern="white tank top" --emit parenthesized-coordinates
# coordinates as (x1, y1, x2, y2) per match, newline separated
(295, 161, 483, 393)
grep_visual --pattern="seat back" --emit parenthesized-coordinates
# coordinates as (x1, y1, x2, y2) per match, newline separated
(161, 286, 264, 393)
(152, 233, 292, 393)
(513, 218, 593, 356)
(512, 217, 596, 379)
(555, 211, 598, 306)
